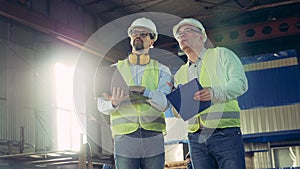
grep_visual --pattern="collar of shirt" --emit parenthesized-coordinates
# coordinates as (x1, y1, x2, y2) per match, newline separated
(188, 48, 207, 67)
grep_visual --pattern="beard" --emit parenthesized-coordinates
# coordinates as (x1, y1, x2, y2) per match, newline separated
(133, 38, 144, 51)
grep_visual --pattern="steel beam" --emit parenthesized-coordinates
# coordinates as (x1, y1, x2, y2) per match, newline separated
(209, 17, 300, 46)
(0, 0, 88, 45)
(157, 17, 300, 51)
(0, 0, 116, 62)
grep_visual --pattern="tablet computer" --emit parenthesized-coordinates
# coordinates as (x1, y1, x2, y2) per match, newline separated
(94, 66, 149, 101)
(94, 66, 129, 97)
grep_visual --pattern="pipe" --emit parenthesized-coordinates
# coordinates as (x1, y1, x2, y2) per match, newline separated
(19, 126, 25, 153)
(247, 0, 300, 11)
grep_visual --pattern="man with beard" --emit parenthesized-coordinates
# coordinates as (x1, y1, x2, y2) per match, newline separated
(97, 17, 172, 169)
(172, 18, 248, 169)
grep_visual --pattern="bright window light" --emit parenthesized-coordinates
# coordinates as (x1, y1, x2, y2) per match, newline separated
(55, 63, 86, 151)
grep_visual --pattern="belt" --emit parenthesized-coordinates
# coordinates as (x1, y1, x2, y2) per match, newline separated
(192, 127, 225, 134)
(122, 128, 162, 138)
(137, 127, 162, 133)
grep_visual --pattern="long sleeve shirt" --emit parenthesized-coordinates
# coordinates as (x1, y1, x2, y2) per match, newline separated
(97, 60, 172, 115)
(188, 47, 248, 103)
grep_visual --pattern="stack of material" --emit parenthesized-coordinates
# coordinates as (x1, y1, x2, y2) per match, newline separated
(78, 143, 94, 169)
(164, 161, 188, 169)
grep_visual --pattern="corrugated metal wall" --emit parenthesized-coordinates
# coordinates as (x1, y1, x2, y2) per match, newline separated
(0, 25, 8, 147)
(0, 19, 36, 154)
(0, 0, 100, 155)
(244, 140, 300, 168)
(254, 151, 271, 169)
(239, 50, 300, 109)
(0, 39, 8, 155)
(240, 51, 300, 168)
(244, 142, 271, 168)
(7, 44, 35, 143)
(240, 50, 300, 134)
(241, 103, 300, 134)
(34, 37, 57, 152)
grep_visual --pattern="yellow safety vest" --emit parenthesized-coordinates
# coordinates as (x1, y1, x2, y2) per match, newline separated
(110, 59, 166, 136)
(174, 48, 241, 133)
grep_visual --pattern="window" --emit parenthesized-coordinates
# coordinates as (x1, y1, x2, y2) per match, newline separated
(55, 63, 86, 151)
(272, 146, 300, 168)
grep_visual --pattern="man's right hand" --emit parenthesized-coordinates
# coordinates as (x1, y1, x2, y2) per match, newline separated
(102, 87, 129, 107)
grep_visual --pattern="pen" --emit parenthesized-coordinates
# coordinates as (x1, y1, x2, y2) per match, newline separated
(166, 82, 173, 87)
(166, 82, 181, 90)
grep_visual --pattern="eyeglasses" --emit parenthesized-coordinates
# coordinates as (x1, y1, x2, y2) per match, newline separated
(130, 30, 152, 38)
(175, 28, 201, 39)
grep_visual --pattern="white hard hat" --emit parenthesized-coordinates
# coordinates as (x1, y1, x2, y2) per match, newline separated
(173, 18, 207, 42)
(128, 17, 158, 41)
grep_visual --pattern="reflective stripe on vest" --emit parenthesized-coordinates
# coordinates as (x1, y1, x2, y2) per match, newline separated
(110, 59, 166, 136)
(112, 116, 165, 125)
(174, 48, 241, 132)
(200, 111, 240, 120)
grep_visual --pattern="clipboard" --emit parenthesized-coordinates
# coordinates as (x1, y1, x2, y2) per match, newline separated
(94, 66, 149, 101)
(166, 78, 211, 121)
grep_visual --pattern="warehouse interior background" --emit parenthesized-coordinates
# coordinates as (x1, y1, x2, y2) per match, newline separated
(0, 0, 300, 168)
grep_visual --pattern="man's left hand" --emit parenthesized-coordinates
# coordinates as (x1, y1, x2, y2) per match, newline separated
(193, 87, 212, 101)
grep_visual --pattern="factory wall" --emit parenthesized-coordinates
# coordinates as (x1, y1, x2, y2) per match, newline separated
(0, 18, 36, 154)
(0, 0, 104, 155)
(239, 49, 300, 133)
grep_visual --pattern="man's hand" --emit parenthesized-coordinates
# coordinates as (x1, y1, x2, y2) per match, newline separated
(193, 87, 213, 101)
(102, 87, 129, 107)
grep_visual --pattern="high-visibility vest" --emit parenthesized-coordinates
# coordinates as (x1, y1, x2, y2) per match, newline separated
(110, 59, 166, 136)
(174, 48, 241, 133)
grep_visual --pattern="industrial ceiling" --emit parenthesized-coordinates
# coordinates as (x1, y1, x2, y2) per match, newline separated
(1, 0, 300, 61)
(71, 0, 300, 59)
(72, 0, 300, 29)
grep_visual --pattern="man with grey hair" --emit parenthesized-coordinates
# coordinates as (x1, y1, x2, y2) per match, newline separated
(97, 17, 172, 169)
(172, 18, 248, 169)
